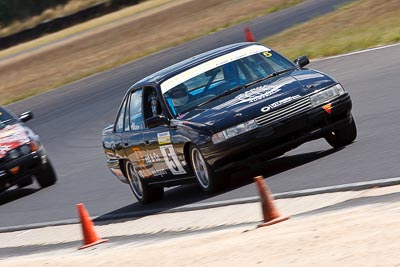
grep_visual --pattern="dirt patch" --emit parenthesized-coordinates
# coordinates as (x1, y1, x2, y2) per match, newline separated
(0, 0, 300, 104)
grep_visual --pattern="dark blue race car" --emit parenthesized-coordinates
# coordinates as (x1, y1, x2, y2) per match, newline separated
(102, 43, 356, 203)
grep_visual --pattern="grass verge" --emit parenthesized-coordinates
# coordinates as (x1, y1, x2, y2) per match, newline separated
(261, 0, 400, 59)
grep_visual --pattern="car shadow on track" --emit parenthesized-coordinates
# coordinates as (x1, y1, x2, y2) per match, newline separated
(0, 188, 38, 206)
(95, 147, 343, 225)
(228, 147, 344, 188)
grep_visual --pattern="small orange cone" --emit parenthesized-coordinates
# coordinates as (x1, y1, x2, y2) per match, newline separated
(77, 203, 108, 249)
(254, 176, 289, 227)
(245, 26, 256, 42)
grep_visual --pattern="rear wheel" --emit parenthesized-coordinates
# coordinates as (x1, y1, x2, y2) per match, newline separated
(189, 145, 224, 193)
(36, 161, 57, 188)
(325, 115, 357, 148)
(124, 160, 163, 204)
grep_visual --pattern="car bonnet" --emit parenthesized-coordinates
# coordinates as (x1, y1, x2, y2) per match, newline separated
(0, 123, 31, 158)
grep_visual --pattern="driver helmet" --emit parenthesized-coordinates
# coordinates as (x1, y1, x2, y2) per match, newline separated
(170, 83, 189, 107)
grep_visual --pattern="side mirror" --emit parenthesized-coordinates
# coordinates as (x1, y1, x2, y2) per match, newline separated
(294, 55, 310, 68)
(19, 111, 33, 122)
(146, 115, 166, 128)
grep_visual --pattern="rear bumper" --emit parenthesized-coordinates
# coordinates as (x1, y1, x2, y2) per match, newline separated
(0, 149, 47, 191)
(202, 94, 353, 172)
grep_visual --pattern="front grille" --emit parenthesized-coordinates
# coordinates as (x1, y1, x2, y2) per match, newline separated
(255, 96, 311, 126)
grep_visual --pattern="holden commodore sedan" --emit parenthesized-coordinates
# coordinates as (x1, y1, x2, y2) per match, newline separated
(0, 106, 57, 192)
(102, 43, 356, 203)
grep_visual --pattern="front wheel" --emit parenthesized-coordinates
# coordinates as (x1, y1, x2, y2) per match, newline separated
(189, 145, 224, 193)
(36, 160, 57, 188)
(124, 160, 163, 204)
(325, 115, 357, 149)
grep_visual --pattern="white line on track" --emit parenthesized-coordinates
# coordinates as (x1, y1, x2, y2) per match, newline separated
(175, 176, 400, 210)
(313, 42, 400, 62)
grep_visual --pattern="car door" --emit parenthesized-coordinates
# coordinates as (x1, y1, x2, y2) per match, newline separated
(142, 86, 187, 180)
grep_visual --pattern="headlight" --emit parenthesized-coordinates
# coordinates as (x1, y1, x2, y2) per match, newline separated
(19, 144, 32, 155)
(4, 142, 38, 161)
(310, 84, 345, 107)
(212, 120, 258, 144)
(7, 149, 20, 159)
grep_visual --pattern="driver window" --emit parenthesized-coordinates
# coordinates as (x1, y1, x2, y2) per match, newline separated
(143, 87, 162, 123)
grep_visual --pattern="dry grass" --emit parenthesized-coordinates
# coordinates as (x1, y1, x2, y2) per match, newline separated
(261, 0, 400, 59)
(0, 0, 106, 37)
(0, 0, 301, 105)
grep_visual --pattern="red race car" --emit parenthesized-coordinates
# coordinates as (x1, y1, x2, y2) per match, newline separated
(0, 105, 57, 192)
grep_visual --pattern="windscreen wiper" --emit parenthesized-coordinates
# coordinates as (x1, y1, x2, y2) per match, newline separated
(196, 85, 245, 108)
(0, 119, 12, 129)
(0, 119, 12, 124)
(244, 68, 295, 88)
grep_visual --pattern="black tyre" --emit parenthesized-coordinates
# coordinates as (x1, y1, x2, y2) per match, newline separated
(124, 160, 164, 204)
(189, 145, 224, 193)
(325, 115, 357, 149)
(36, 161, 57, 188)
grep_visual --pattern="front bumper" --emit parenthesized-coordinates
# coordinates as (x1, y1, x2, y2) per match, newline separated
(0, 149, 47, 191)
(202, 94, 353, 172)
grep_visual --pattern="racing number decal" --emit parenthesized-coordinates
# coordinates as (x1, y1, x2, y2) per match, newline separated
(160, 145, 186, 175)
(263, 51, 272, 57)
(132, 147, 152, 178)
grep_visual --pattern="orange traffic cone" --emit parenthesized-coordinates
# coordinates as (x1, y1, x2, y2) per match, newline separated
(245, 26, 256, 42)
(254, 176, 289, 227)
(77, 203, 108, 249)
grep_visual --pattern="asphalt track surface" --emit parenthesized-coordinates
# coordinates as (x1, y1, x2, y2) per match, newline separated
(2, 0, 399, 229)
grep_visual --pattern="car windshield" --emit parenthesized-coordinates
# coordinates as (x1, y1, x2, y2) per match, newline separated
(0, 107, 17, 128)
(162, 46, 295, 117)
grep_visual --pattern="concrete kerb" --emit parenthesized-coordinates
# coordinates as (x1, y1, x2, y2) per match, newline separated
(1, 176, 400, 234)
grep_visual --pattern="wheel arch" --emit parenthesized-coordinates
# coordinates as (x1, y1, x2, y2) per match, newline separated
(119, 159, 129, 183)
(183, 142, 195, 174)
